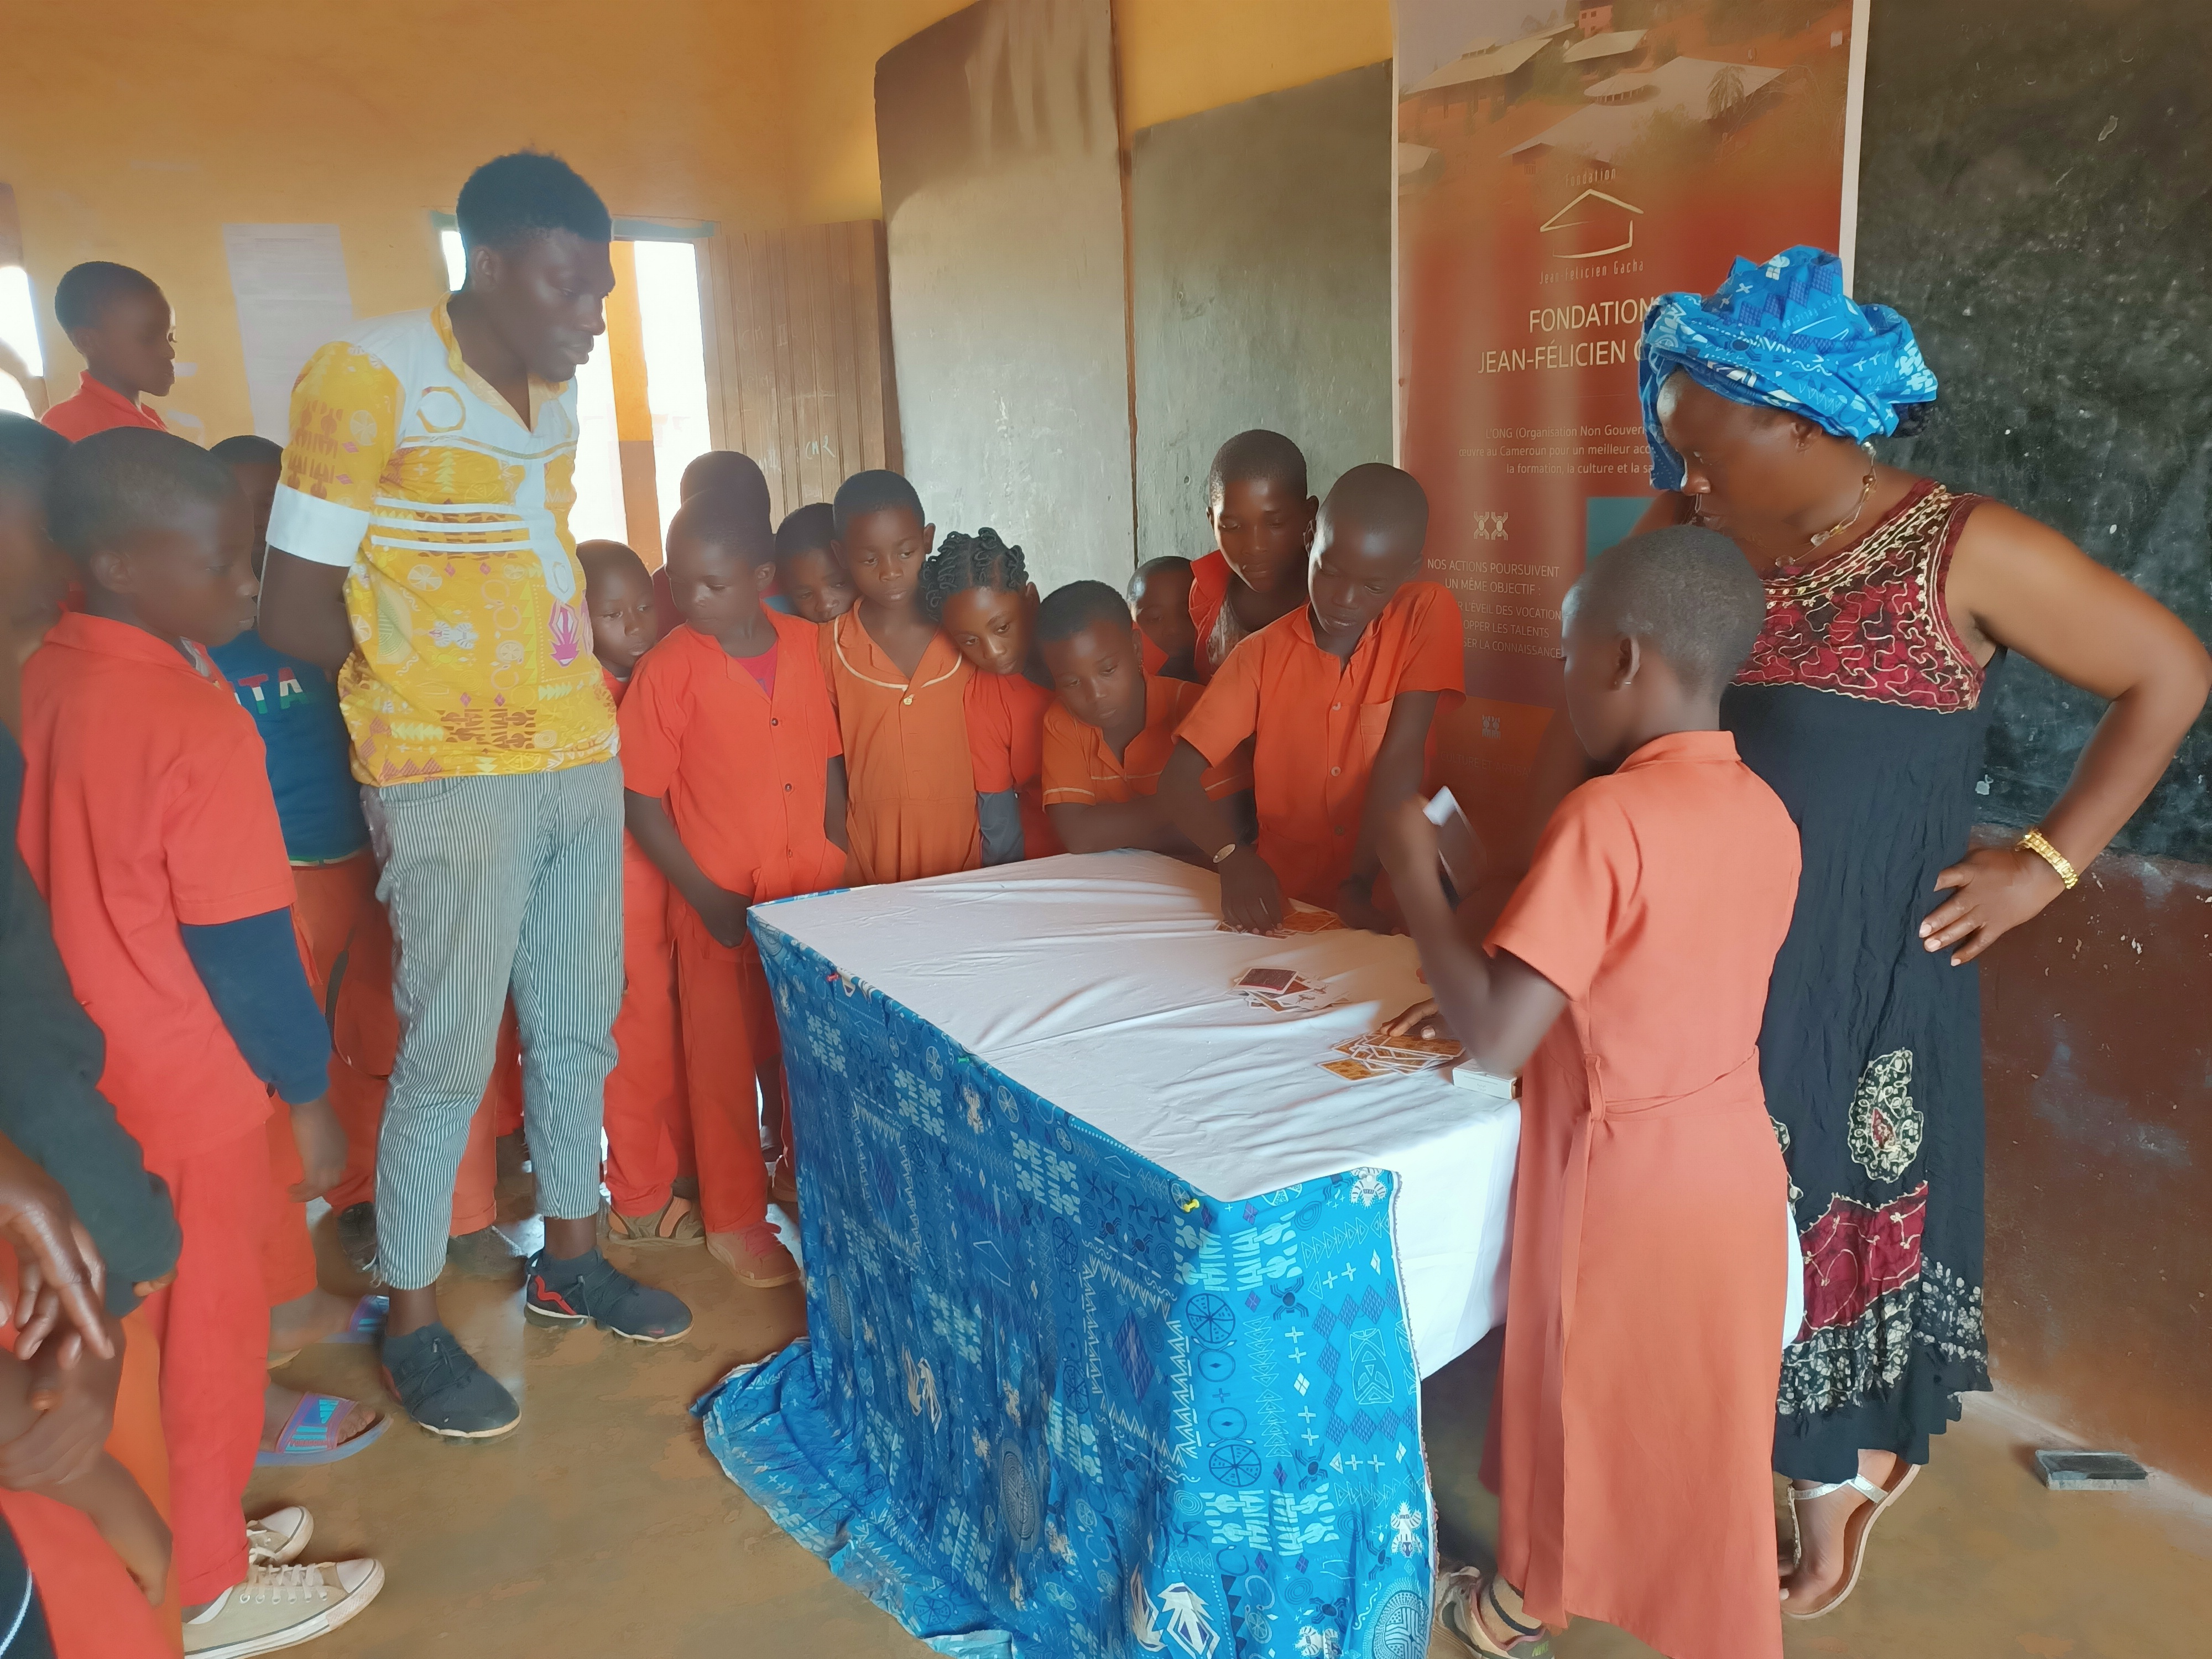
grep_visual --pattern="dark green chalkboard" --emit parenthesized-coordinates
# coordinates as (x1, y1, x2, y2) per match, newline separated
(1856, 0, 2210, 862)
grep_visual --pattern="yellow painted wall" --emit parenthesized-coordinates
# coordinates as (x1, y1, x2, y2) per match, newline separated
(2, 0, 1391, 441)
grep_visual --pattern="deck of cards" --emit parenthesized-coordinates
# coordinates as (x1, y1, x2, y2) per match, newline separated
(1232, 967, 1339, 1015)
(1217, 902, 1345, 939)
(1319, 1028, 1467, 1082)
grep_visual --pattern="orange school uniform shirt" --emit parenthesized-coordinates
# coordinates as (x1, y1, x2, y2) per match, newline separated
(16, 614, 294, 1157)
(964, 669, 1062, 860)
(38, 372, 170, 441)
(818, 611, 979, 884)
(1041, 671, 1252, 808)
(620, 613, 848, 937)
(1485, 731, 1798, 1659)
(1175, 582, 1464, 908)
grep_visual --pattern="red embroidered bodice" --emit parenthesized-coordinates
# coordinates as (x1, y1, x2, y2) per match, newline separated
(1735, 481, 1987, 713)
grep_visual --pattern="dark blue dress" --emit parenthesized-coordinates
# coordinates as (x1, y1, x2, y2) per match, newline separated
(1721, 481, 1996, 1483)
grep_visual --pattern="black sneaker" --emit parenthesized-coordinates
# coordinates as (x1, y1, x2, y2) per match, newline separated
(380, 1323, 520, 1439)
(524, 1247, 692, 1343)
(335, 1202, 377, 1274)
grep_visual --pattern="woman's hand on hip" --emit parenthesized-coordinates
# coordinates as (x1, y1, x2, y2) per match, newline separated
(1922, 846, 2065, 965)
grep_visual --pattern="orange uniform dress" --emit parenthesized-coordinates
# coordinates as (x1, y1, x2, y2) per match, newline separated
(1040, 671, 1253, 810)
(600, 667, 692, 1219)
(38, 372, 169, 441)
(16, 615, 290, 1608)
(1175, 583, 1464, 909)
(620, 615, 847, 1236)
(964, 670, 1062, 860)
(1484, 731, 1799, 1659)
(819, 611, 978, 883)
(1185, 549, 1234, 682)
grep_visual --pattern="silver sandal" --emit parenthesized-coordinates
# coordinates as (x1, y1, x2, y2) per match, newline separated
(1435, 1567, 1553, 1658)
(1784, 1461, 1919, 1619)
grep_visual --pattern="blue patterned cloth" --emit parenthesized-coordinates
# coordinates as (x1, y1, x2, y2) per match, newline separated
(1639, 246, 1939, 490)
(696, 909, 1436, 1659)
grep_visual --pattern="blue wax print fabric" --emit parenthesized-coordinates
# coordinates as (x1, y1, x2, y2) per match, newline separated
(697, 911, 1436, 1659)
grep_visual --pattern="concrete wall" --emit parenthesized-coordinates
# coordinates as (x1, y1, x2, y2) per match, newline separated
(1129, 65, 1394, 568)
(875, 0, 1133, 591)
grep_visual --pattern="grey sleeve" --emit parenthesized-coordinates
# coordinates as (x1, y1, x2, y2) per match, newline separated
(977, 790, 1025, 867)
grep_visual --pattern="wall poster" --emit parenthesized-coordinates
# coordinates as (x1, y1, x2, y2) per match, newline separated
(1395, 0, 1870, 831)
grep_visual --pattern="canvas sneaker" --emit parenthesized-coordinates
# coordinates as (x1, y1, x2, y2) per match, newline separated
(182, 1558, 384, 1658)
(246, 1506, 312, 1566)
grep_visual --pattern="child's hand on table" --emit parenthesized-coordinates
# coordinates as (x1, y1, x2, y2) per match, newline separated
(288, 1095, 346, 1201)
(1216, 846, 1285, 934)
(692, 884, 753, 950)
(1334, 875, 1396, 935)
(1383, 997, 1448, 1040)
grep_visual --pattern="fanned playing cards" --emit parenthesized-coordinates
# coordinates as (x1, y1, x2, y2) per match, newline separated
(1217, 902, 1345, 939)
(1319, 1029, 1466, 1082)
(1231, 967, 1340, 1015)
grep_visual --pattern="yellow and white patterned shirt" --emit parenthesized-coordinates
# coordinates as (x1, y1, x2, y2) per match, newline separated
(265, 298, 615, 784)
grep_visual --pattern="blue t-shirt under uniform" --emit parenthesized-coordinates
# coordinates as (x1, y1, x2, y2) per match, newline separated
(210, 629, 368, 864)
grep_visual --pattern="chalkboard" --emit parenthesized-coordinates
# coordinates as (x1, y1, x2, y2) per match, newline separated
(1855, 0, 2210, 862)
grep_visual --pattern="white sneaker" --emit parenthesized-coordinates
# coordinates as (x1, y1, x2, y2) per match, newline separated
(246, 1506, 314, 1565)
(183, 1558, 385, 1658)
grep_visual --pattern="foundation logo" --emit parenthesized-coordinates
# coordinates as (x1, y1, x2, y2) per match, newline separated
(1539, 187, 1644, 260)
(1471, 511, 1509, 541)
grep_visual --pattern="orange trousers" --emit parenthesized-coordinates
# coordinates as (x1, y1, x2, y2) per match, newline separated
(138, 1125, 270, 1608)
(604, 858, 691, 1217)
(675, 936, 781, 1236)
(0, 1284, 178, 1657)
(289, 855, 506, 1237)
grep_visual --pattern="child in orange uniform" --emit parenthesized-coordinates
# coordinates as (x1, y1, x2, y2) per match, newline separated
(656, 451, 774, 634)
(1186, 430, 1317, 682)
(621, 494, 848, 1287)
(1036, 580, 1252, 858)
(818, 470, 978, 883)
(1378, 528, 1797, 1659)
(774, 503, 856, 625)
(38, 263, 177, 441)
(1160, 463, 1463, 933)
(1127, 555, 1196, 680)
(925, 528, 1062, 865)
(17, 430, 382, 1652)
(581, 540, 699, 1249)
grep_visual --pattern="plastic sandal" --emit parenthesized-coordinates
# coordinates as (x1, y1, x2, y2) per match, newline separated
(1784, 1460, 1919, 1619)
(268, 1294, 389, 1367)
(255, 1393, 390, 1468)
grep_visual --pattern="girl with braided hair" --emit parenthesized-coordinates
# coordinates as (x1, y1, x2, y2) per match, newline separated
(924, 528, 1062, 865)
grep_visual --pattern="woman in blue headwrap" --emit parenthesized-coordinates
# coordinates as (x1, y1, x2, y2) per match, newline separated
(1630, 249, 2207, 1616)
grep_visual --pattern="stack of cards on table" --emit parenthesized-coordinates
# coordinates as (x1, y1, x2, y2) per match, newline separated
(1217, 902, 1345, 938)
(1232, 967, 1339, 1015)
(1320, 1028, 1467, 1082)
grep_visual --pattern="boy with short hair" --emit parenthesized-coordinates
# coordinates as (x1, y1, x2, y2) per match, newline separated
(661, 450, 776, 628)
(39, 263, 177, 440)
(621, 493, 848, 1286)
(17, 427, 382, 1653)
(1036, 580, 1250, 858)
(773, 502, 855, 625)
(581, 540, 699, 1248)
(1159, 463, 1463, 933)
(1127, 555, 1196, 680)
(1378, 526, 1797, 1659)
(1186, 430, 1317, 681)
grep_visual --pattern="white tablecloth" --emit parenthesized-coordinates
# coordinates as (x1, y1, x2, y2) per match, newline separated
(755, 850, 1520, 1376)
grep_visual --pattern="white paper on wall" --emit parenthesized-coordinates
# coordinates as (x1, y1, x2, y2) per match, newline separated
(221, 224, 355, 441)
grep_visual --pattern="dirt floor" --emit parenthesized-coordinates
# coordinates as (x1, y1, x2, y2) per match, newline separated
(253, 1183, 2212, 1659)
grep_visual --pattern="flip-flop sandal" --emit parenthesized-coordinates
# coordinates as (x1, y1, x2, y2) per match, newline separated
(1785, 1460, 1919, 1619)
(256, 1392, 390, 1467)
(1434, 1568, 1552, 1658)
(599, 1194, 705, 1248)
(268, 1295, 389, 1367)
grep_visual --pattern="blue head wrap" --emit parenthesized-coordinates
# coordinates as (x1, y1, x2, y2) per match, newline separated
(1638, 247, 1939, 491)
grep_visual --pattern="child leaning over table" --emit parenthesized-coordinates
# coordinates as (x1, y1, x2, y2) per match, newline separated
(1378, 526, 1799, 1659)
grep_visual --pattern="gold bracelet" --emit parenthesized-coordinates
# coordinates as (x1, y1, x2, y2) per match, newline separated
(2017, 827, 2078, 890)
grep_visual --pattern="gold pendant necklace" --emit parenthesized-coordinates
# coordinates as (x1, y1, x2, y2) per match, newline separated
(1776, 448, 1877, 578)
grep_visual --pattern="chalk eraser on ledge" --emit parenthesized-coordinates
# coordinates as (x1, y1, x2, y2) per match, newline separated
(2035, 1449, 2148, 1490)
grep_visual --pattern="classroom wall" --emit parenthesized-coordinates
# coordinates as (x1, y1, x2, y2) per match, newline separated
(1129, 65, 1394, 569)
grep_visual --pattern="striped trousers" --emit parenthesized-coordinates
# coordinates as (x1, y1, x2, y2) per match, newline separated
(363, 761, 622, 1290)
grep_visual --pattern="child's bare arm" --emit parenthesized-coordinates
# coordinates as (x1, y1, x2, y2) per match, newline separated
(1378, 798, 1566, 1076)
(1340, 690, 1439, 931)
(1157, 743, 1282, 931)
(624, 790, 749, 948)
(1046, 796, 1177, 857)
(0, 1350, 170, 1601)
(824, 758, 850, 853)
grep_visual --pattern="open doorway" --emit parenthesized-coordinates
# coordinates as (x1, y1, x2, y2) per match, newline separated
(439, 221, 712, 565)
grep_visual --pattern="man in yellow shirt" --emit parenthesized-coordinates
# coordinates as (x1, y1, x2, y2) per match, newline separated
(261, 152, 690, 1442)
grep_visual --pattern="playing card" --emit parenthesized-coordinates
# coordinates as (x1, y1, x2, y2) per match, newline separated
(1320, 1057, 1383, 1081)
(1234, 967, 1300, 994)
